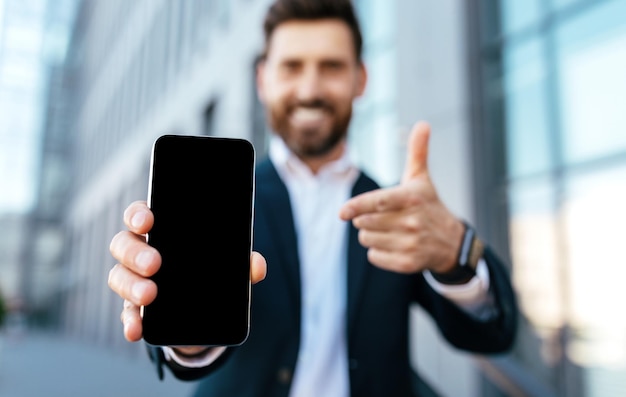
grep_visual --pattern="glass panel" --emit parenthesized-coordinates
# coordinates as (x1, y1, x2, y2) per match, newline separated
(0, 140, 37, 211)
(563, 162, 626, 396)
(503, 38, 553, 178)
(350, 98, 399, 187)
(556, 0, 626, 165)
(500, 0, 543, 36)
(218, 0, 230, 29)
(479, 0, 501, 43)
(367, 111, 401, 186)
(508, 177, 564, 387)
(351, 0, 399, 187)
(550, 0, 584, 12)
(366, 48, 396, 104)
(482, 54, 505, 139)
(357, 0, 395, 46)
(481, 0, 626, 395)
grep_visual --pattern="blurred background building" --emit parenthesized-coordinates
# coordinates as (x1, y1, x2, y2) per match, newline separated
(1, 0, 625, 396)
(0, 0, 77, 326)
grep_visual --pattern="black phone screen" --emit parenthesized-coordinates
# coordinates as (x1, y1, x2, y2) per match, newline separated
(142, 135, 255, 347)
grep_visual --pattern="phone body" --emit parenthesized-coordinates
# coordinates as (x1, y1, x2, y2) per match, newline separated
(142, 134, 255, 347)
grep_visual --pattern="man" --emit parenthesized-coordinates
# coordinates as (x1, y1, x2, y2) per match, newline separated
(108, 0, 518, 396)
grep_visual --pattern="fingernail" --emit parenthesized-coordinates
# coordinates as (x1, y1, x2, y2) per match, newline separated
(131, 211, 146, 229)
(132, 282, 147, 302)
(135, 250, 154, 272)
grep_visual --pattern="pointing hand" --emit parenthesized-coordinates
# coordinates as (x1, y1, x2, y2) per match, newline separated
(339, 121, 464, 274)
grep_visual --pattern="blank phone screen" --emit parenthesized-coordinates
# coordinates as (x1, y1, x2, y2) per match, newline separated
(142, 135, 255, 347)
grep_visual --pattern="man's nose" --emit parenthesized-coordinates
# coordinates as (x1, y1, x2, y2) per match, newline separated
(295, 69, 323, 102)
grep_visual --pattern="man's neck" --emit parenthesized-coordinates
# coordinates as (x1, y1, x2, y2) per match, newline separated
(298, 140, 347, 175)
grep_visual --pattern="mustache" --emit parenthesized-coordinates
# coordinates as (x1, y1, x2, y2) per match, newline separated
(287, 99, 333, 112)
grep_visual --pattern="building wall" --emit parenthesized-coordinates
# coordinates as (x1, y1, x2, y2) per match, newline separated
(395, 1, 481, 396)
(0, 0, 77, 326)
(0, 215, 28, 301)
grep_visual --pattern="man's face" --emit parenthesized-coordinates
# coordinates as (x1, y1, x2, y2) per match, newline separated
(257, 19, 367, 159)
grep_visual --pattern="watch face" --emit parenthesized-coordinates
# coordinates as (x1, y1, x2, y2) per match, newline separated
(458, 223, 476, 268)
(430, 223, 481, 285)
(468, 237, 484, 271)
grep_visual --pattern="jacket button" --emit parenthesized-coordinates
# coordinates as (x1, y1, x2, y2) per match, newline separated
(277, 367, 292, 384)
(349, 359, 359, 370)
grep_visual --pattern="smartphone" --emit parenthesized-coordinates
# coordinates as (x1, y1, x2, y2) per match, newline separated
(142, 134, 255, 347)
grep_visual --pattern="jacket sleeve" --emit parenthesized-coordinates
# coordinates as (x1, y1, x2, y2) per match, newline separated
(413, 245, 518, 354)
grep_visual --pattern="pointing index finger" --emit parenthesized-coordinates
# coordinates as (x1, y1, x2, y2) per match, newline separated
(339, 186, 408, 220)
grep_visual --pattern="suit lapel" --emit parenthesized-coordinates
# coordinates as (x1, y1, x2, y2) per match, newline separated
(347, 172, 379, 339)
(257, 159, 379, 337)
(255, 159, 302, 313)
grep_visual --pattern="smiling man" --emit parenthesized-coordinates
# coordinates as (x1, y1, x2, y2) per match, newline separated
(257, 17, 365, 173)
(107, 1, 518, 396)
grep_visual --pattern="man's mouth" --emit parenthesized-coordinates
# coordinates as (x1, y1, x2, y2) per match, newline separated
(290, 107, 329, 128)
(292, 107, 326, 121)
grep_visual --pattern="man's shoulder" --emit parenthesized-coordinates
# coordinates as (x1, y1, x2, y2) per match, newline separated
(353, 169, 380, 195)
(255, 157, 279, 182)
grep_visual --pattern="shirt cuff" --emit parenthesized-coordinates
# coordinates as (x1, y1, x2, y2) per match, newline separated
(424, 258, 497, 320)
(162, 346, 227, 368)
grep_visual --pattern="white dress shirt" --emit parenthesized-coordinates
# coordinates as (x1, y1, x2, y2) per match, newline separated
(270, 137, 357, 397)
(164, 136, 496, 396)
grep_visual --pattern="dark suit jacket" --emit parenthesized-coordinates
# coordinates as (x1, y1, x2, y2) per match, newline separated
(148, 158, 518, 397)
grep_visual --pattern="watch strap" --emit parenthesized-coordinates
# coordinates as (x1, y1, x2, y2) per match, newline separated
(430, 222, 484, 285)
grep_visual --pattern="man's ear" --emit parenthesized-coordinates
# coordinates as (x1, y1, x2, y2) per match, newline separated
(255, 58, 267, 103)
(355, 62, 368, 98)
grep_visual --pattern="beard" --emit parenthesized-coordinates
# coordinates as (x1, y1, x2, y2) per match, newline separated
(266, 97, 352, 159)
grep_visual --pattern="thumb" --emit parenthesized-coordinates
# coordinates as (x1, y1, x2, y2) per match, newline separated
(402, 121, 431, 183)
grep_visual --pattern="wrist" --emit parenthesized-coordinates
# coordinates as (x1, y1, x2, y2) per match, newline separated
(171, 346, 212, 358)
(431, 222, 484, 285)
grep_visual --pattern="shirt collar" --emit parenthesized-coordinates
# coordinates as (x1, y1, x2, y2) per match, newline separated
(268, 134, 357, 181)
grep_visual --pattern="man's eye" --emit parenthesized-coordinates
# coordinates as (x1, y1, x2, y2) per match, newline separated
(323, 62, 345, 73)
(282, 63, 300, 73)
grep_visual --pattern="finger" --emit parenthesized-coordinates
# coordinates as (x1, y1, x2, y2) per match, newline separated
(339, 185, 417, 220)
(358, 229, 417, 253)
(109, 231, 161, 277)
(108, 263, 158, 307)
(123, 200, 154, 235)
(402, 121, 431, 183)
(352, 210, 418, 232)
(121, 299, 143, 342)
(366, 248, 420, 274)
(251, 251, 267, 284)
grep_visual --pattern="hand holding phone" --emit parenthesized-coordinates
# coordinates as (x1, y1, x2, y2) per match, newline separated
(142, 135, 255, 347)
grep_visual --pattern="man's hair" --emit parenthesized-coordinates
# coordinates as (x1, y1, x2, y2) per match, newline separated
(262, 0, 364, 61)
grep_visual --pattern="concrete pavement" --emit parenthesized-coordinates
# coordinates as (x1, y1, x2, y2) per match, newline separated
(0, 329, 197, 397)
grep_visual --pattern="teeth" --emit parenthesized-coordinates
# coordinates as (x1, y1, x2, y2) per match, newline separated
(292, 108, 325, 122)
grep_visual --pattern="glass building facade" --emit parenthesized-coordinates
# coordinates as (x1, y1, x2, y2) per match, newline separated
(472, 0, 626, 395)
(0, 0, 76, 317)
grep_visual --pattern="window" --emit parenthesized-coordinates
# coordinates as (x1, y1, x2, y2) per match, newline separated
(473, 0, 626, 395)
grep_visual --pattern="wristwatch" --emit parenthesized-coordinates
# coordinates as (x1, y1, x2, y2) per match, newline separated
(431, 222, 484, 285)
